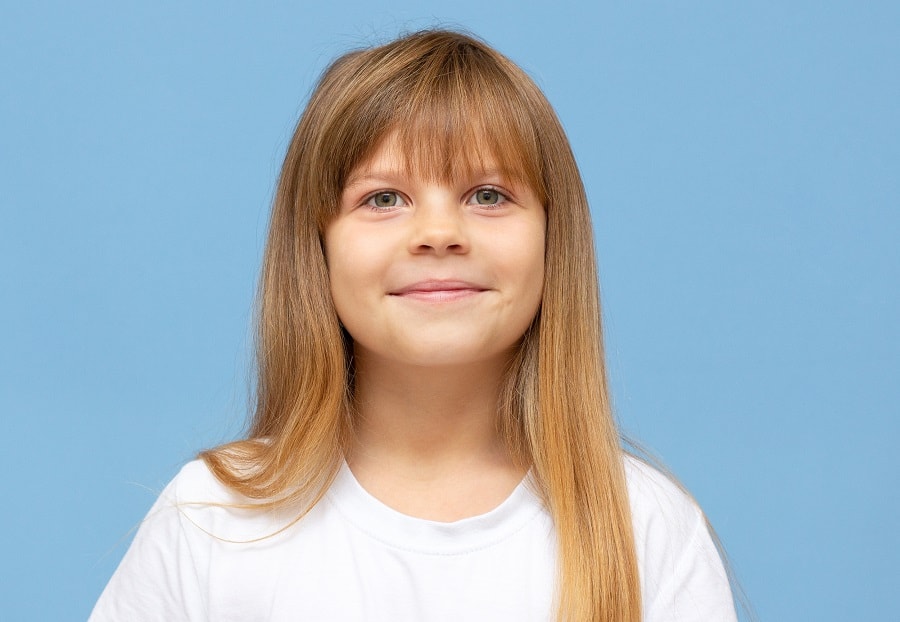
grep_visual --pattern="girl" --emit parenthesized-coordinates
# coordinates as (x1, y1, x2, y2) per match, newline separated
(92, 30, 738, 622)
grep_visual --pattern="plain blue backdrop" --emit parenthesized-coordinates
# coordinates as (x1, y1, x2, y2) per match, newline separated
(2, 1, 897, 620)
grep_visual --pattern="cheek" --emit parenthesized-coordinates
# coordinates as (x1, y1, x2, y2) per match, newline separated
(524, 226, 547, 316)
(491, 222, 545, 322)
(323, 227, 360, 324)
(507, 222, 545, 287)
(324, 223, 392, 336)
(523, 248, 546, 316)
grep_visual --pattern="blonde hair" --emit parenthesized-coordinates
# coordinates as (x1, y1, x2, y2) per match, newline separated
(201, 30, 641, 622)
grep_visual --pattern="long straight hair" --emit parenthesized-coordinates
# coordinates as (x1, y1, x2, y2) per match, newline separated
(201, 30, 641, 622)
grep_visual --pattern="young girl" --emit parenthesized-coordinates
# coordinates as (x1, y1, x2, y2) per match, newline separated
(91, 30, 738, 622)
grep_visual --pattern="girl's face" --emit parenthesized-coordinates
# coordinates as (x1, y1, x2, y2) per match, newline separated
(325, 134, 546, 370)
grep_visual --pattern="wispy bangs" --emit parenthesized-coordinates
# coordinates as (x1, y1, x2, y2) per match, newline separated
(317, 35, 548, 217)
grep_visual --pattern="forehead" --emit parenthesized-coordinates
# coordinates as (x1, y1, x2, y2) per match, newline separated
(343, 129, 532, 191)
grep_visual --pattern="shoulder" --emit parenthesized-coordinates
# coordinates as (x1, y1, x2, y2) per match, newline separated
(623, 454, 704, 536)
(159, 459, 299, 543)
(107, 460, 241, 550)
(622, 455, 738, 622)
(622, 453, 712, 568)
(165, 459, 242, 505)
(90, 460, 293, 621)
(88, 461, 222, 621)
(123, 460, 242, 534)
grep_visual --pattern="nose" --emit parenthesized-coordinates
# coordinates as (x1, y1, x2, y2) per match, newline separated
(408, 193, 469, 255)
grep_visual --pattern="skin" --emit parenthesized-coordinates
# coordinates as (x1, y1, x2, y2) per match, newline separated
(324, 135, 546, 521)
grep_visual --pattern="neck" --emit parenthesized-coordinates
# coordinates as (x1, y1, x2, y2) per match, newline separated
(345, 350, 526, 520)
(349, 352, 510, 470)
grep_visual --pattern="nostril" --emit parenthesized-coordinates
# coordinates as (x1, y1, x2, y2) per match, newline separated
(410, 225, 469, 254)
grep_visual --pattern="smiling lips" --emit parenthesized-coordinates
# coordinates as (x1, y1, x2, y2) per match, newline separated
(389, 280, 487, 302)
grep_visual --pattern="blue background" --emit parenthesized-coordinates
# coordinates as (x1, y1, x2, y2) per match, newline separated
(2, 2, 897, 620)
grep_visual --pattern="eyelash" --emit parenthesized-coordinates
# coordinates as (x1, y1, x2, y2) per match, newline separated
(467, 186, 509, 208)
(364, 191, 408, 211)
(361, 186, 510, 211)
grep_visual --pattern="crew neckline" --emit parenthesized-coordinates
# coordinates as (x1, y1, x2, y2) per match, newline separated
(325, 462, 544, 556)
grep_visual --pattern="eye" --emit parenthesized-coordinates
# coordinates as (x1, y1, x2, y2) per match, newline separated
(365, 191, 407, 210)
(468, 187, 507, 207)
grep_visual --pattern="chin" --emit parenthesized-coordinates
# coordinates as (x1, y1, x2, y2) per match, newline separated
(401, 345, 515, 369)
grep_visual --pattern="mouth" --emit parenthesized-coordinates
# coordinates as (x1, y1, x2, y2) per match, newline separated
(389, 280, 488, 302)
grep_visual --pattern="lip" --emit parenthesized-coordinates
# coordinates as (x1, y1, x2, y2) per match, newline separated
(389, 279, 488, 302)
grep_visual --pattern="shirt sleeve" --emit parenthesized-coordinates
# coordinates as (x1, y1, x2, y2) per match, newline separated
(89, 471, 208, 622)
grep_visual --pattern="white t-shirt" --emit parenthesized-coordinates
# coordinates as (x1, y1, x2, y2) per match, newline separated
(90, 456, 737, 621)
